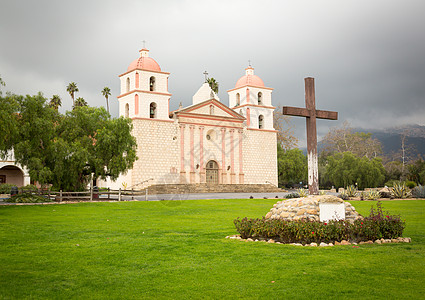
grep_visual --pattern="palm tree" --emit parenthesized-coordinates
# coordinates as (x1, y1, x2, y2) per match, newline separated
(207, 78, 219, 94)
(49, 95, 62, 110)
(74, 97, 87, 108)
(101, 87, 111, 113)
(66, 82, 79, 107)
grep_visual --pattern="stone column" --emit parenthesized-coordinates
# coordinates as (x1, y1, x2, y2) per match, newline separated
(199, 126, 205, 183)
(230, 129, 235, 184)
(189, 125, 195, 183)
(179, 124, 186, 183)
(238, 129, 244, 184)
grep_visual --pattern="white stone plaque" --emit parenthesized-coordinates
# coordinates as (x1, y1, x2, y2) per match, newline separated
(319, 202, 345, 222)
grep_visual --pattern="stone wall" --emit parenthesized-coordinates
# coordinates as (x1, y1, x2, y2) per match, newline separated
(265, 195, 362, 223)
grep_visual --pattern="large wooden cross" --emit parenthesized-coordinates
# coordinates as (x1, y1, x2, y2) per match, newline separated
(282, 77, 338, 195)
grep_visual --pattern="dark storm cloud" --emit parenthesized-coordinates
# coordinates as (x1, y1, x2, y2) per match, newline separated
(1, 0, 424, 146)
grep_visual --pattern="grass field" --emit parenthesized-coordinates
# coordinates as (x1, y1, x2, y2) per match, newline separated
(0, 199, 424, 299)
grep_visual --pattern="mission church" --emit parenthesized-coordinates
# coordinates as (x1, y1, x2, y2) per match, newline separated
(102, 47, 278, 189)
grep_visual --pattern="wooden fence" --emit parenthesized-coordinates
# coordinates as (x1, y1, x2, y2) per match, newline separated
(16, 187, 149, 202)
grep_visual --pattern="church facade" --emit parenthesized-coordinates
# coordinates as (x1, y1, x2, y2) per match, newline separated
(106, 48, 278, 189)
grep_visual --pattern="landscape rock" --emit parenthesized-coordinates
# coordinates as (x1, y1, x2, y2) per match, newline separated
(341, 240, 351, 245)
(310, 243, 318, 247)
(319, 242, 328, 247)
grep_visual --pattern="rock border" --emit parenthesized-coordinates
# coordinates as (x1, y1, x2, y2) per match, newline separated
(225, 235, 411, 246)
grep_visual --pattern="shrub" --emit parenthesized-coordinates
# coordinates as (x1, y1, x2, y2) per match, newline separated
(338, 191, 349, 200)
(297, 188, 308, 197)
(285, 192, 300, 199)
(0, 183, 17, 194)
(365, 190, 381, 200)
(319, 190, 327, 195)
(21, 184, 38, 193)
(404, 180, 417, 189)
(346, 185, 358, 197)
(6, 193, 51, 203)
(234, 202, 405, 244)
(391, 182, 411, 199)
(412, 185, 425, 199)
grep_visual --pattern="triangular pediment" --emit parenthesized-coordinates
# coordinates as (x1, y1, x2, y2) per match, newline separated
(176, 99, 244, 120)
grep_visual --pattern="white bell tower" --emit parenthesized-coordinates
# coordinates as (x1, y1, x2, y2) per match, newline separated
(118, 48, 171, 120)
(227, 65, 274, 130)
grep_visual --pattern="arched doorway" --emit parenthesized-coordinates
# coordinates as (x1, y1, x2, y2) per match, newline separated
(206, 160, 219, 184)
(0, 165, 24, 187)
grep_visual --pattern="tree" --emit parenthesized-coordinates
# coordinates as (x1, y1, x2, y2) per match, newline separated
(321, 121, 382, 159)
(0, 93, 137, 191)
(66, 82, 79, 107)
(74, 97, 87, 107)
(0, 74, 5, 89)
(324, 152, 385, 189)
(207, 78, 219, 94)
(407, 159, 425, 185)
(274, 105, 298, 150)
(101, 87, 111, 113)
(49, 95, 62, 110)
(277, 144, 307, 187)
(0, 93, 20, 157)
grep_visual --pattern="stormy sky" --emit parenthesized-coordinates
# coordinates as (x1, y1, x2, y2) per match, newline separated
(1, 0, 424, 147)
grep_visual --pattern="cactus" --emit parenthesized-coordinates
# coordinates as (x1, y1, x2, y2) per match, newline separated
(346, 185, 358, 198)
(391, 182, 411, 199)
(412, 185, 425, 199)
(338, 190, 349, 200)
(365, 190, 380, 200)
(297, 188, 308, 198)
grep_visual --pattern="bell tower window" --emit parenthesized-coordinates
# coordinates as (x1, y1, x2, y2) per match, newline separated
(236, 93, 240, 106)
(150, 102, 157, 118)
(126, 77, 130, 93)
(258, 115, 264, 129)
(149, 76, 156, 91)
(258, 92, 263, 105)
(125, 103, 129, 118)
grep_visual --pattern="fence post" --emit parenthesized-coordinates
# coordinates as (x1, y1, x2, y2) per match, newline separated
(60, 190, 63, 202)
(145, 188, 148, 201)
(118, 188, 122, 201)
(108, 187, 110, 200)
(90, 187, 93, 201)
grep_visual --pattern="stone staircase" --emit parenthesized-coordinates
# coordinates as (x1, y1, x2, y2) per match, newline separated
(141, 183, 283, 195)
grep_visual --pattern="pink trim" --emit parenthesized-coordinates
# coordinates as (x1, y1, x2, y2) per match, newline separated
(135, 72, 139, 89)
(118, 90, 172, 99)
(230, 129, 235, 174)
(131, 117, 173, 123)
(180, 125, 185, 172)
(168, 98, 170, 115)
(134, 94, 139, 115)
(190, 126, 195, 172)
(231, 104, 276, 110)
(119, 69, 170, 77)
(179, 121, 242, 129)
(178, 98, 243, 119)
(246, 88, 250, 104)
(247, 128, 278, 133)
(239, 129, 243, 175)
(227, 85, 274, 92)
(178, 113, 244, 123)
(221, 128, 226, 180)
(246, 108, 250, 127)
(199, 126, 204, 174)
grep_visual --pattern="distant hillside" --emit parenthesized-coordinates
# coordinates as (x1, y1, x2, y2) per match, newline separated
(317, 124, 425, 161)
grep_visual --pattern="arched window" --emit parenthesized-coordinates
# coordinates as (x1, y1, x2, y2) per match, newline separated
(210, 105, 214, 115)
(258, 92, 263, 105)
(259, 115, 264, 129)
(125, 103, 129, 118)
(126, 77, 130, 93)
(149, 76, 156, 91)
(135, 72, 139, 89)
(236, 93, 240, 106)
(150, 102, 157, 118)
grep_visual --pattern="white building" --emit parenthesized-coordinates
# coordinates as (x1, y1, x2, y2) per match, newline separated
(0, 151, 31, 187)
(103, 48, 278, 189)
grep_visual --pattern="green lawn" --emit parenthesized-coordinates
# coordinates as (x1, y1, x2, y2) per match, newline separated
(0, 199, 424, 299)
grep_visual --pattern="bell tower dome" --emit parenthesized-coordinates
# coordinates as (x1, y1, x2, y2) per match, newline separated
(118, 48, 171, 120)
(227, 65, 275, 130)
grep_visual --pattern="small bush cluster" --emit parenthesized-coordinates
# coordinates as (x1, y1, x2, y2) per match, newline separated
(285, 192, 300, 199)
(338, 191, 349, 200)
(412, 185, 425, 198)
(6, 193, 51, 203)
(346, 185, 358, 197)
(0, 183, 17, 194)
(233, 202, 405, 244)
(391, 182, 411, 199)
(297, 188, 308, 197)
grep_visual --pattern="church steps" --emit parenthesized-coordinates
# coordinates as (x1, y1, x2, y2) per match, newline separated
(141, 184, 282, 195)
